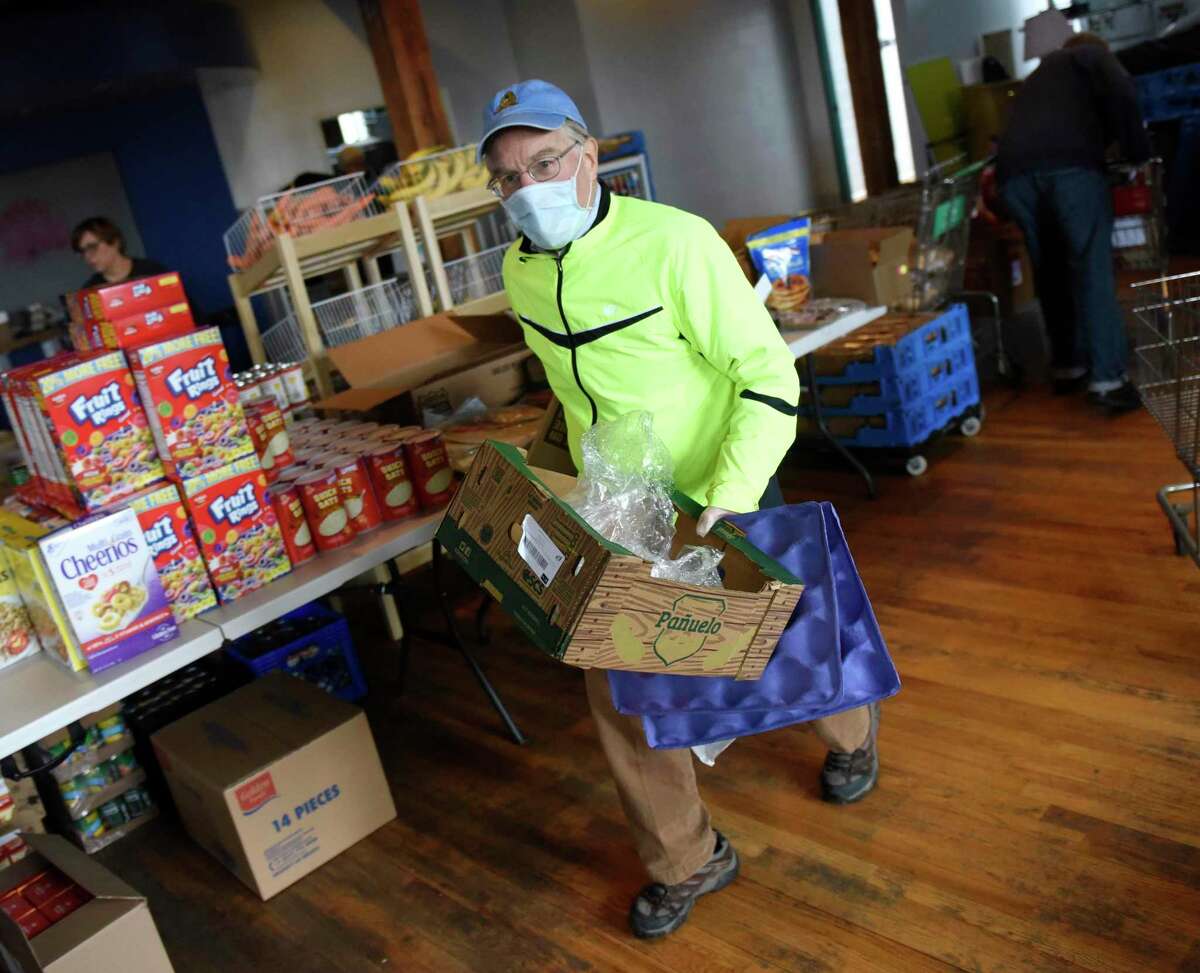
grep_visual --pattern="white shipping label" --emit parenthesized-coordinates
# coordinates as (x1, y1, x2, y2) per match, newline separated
(754, 274, 772, 303)
(518, 514, 566, 586)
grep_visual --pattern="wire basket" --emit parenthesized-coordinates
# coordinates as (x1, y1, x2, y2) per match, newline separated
(224, 173, 382, 271)
(1110, 159, 1167, 274)
(441, 243, 509, 307)
(312, 277, 423, 348)
(373, 144, 491, 205)
(1131, 272, 1200, 476)
(261, 314, 308, 365)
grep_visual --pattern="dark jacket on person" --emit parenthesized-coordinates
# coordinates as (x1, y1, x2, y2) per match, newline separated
(997, 45, 1151, 183)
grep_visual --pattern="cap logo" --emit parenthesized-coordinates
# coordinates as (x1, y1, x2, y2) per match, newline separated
(497, 90, 518, 111)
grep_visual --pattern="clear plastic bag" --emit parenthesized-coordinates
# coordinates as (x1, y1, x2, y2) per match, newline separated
(564, 412, 723, 587)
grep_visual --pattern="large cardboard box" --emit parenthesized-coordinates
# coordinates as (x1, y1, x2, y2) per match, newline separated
(150, 673, 396, 901)
(809, 226, 913, 309)
(313, 312, 532, 422)
(438, 442, 804, 680)
(0, 834, 173, 972)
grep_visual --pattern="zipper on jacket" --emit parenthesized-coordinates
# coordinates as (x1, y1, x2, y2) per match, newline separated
(555, 254, 598, 426)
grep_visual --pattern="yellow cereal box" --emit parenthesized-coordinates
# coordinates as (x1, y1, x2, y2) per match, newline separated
(0, 549, 41, 671)
(0, 510, 85, 672)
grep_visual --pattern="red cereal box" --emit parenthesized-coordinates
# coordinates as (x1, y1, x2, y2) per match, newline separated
(99, 301, 195, 350)
(129, 328, 255, 480)
(296, 469, 355, 551)
(243, 400, 294, 480)
(127, 482, 218, 622)
(38, 884, 90, 922)
(268, 482, 315, 565)
(181, 456, 291, 603)
(326, 454, 381, 533)
(33, 351, 165, 512)
(403, 431, 455, 510)
(77, 272, 187, 323)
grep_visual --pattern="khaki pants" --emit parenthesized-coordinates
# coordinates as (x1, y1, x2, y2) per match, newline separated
(584, 668, 870, 884)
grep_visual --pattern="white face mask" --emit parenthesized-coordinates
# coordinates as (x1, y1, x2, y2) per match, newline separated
(501, 148, 599, 251)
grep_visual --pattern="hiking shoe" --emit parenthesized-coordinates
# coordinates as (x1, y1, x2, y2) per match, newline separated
(1087, 381, 1141, 414)
(629, 831, 740, 939)
(820, 702, 880, 805)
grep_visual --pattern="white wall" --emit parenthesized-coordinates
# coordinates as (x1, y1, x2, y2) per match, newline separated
(200, 0, 386, 209)
(502, 0, 602, 131)
(573, 0, 824, 226)
(202, 0, 834, 225)
(421, 0, 519, 145)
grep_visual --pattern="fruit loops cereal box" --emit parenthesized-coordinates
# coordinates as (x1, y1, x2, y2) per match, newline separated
(181, 456, 291, 603)
(99, 301, 195, 351)
(38, 508, 178, 673)
(77, 272, 186, 324)
(127, 483, 217, 623)
(129, 328, 254, 480)
(0, 548, 41, 671)
(33, 351, 165, 512)
(0, 511, 85, 672)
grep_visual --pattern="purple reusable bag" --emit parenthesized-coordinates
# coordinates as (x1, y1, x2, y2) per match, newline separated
(606, 502, 900, 750)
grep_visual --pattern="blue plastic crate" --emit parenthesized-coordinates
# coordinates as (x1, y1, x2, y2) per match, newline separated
(802, 372, 980, 449)
(1137, 63, 1200, 122)
(811, 331, 976, 414)
(812, 304, 972, 383)
(224, 602, 367, 702)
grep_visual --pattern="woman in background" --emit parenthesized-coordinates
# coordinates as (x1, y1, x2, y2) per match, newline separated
(71, 216, 167, 288)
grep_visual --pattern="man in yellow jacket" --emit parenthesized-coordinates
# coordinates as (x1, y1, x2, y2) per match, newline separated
(481, 80, 880, 938)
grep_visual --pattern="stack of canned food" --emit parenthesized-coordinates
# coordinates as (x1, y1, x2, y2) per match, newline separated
(232, 361, 310, 418)
(265, 418, 455, 564)
(42, 711, 159, 853)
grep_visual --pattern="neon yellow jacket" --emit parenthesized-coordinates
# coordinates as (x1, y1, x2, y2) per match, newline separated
(502, 186, 800, 512)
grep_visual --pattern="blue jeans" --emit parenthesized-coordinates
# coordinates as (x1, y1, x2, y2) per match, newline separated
(999, 167, 1127, 384)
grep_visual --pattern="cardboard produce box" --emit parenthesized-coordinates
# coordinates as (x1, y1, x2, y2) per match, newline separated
(0, 834, 173, 972)
(809, 226, 913, 309)
(151, 672, 396, 901)
(438, 442, 804, 680)
(313, 312, 532, 423)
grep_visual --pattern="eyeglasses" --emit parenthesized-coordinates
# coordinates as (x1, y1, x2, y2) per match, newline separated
(487, 142, 582, 200)
(78, 241, 103, 256)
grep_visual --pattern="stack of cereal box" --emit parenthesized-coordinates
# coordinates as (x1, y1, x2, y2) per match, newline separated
(128, 327, 290, 605)
(66, 272, 195, 353)
(0, 508, 178, 674)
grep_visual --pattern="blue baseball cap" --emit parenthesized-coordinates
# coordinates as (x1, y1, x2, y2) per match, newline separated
(478, 80, 587, 160)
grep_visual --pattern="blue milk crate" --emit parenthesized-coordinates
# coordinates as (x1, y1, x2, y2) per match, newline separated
(802, 371, 981, 449)
(224, 602, 367, 702)
(810, 330, 976, 414)
(811, 304, 971, 382)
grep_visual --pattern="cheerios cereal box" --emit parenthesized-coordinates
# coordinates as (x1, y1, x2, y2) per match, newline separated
(127, 482, 218, 622)
(0, 545, 41, 671)
(0, 510, 86, 672)
(37, 507, 179, 673)
(129, 328, 255, 479)
(181, 455, 291, 603)
(33, 351, 166, 512)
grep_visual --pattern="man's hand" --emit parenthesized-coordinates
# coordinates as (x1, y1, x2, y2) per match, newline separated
(696, 506, 737, 538)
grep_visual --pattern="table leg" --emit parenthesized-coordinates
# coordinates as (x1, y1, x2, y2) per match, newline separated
(386, 545, 526, 745)
(804, 355, 877, 499)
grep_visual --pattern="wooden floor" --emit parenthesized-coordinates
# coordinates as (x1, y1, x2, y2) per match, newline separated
(99, 385, 1200, 973)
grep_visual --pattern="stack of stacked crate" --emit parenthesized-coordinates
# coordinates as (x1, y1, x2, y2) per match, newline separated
(799, 304, 980, 450)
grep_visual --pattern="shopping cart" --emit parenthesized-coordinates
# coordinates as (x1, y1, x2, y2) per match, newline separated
(809, 155, 1011, 380)
(1110, 158, 1168, 276)
(1129, 270, 1200, 566)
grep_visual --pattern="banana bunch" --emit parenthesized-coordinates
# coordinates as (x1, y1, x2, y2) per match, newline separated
(376, 144, 492, 204)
